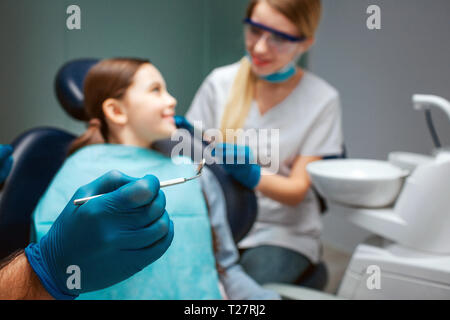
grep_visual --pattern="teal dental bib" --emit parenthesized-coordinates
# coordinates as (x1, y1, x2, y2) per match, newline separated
(32, 144, 222, 300)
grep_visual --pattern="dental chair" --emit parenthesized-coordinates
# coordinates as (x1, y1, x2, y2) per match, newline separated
(0, 58, 331, 294)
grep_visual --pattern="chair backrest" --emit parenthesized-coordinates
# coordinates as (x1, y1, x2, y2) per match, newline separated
(0, 128, 75, 259)
(54, 58, 99, 121)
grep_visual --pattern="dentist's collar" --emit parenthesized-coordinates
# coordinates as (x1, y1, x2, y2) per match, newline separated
(246, 53, 297, 83)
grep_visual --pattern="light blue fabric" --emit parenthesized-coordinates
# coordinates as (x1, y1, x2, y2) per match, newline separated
(32, 144, 222, 300)
(261, 61, 296, 83)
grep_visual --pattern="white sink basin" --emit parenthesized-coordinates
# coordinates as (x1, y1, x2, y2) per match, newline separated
(306, 159, 409, 208)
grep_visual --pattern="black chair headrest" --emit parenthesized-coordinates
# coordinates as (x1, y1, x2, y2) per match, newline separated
(54, 58, 100, 121)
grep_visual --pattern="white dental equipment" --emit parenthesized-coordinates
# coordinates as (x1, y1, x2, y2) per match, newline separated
(306, 94, 450, 299)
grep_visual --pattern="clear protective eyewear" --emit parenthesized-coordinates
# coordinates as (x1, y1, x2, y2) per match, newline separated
(243, 18, 305, 53)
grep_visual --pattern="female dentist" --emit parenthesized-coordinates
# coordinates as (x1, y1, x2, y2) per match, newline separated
(182, 0, 344, 285)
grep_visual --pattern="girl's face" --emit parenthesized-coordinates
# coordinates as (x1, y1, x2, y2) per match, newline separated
(245, 1, 308, 76)
(122, 63, 177, 144)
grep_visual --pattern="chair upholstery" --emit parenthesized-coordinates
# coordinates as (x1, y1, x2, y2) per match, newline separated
(54, 58, 98, 121)
(0, 128, 75, 259)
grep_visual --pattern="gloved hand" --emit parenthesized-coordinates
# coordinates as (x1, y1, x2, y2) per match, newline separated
(212, 143, 261, 189)
(25, 170, 174, 300)
(174, 115, 194, 135)
(0, 144, 13, 184)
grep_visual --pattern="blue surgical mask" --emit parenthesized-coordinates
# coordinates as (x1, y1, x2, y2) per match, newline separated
(246, 53, 297, 83)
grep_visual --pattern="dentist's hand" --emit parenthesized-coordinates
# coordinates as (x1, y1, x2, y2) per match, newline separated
(174, 115, 194, 135)
(212, 143, 261, 189)
(0, 144, 13, 184)
(25, 170, 174, 299)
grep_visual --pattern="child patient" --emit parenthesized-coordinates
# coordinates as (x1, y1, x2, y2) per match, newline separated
(32, 58, 279, 300)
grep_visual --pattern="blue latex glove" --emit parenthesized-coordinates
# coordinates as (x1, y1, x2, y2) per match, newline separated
(174, 115, 194, 135)
(0, 144, 13, 184)
(25, 170, 174, 299)
(212, 143, 261, 189)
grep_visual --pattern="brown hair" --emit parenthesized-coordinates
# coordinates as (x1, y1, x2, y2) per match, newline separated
(220, 0, 322, 139)
(67, 58, 150, 156)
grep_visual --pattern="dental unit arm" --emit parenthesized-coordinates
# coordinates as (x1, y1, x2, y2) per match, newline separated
(413, 94, 450, 121)
(413, 94, 450, 149)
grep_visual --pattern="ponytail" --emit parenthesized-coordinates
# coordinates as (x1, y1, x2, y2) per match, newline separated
(219, 56, 256, 142)
(67, 118, 106, 157)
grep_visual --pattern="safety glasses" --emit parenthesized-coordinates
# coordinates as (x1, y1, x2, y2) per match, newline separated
(243, 18, 305, 53)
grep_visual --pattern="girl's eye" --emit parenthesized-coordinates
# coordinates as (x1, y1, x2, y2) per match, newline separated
(270, 33, 288, 44)
(151, 86, 161, 93)
(249, 25, 263, 36)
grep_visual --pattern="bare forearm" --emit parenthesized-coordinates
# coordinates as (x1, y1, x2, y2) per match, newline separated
(0, 250, 54, 300)
(255, 173, 309, 207)
(255, 156, 322, 206)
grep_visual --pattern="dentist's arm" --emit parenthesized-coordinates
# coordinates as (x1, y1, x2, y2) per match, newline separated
(0, 250, 53, 300)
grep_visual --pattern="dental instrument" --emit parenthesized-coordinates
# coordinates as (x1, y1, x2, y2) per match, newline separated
(73, 158, 206, 206)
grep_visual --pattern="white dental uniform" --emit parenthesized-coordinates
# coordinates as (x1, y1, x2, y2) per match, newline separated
(186, 62, 343, 263)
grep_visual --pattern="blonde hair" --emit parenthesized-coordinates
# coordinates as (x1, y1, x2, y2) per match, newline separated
(220, 0, 322, 141)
